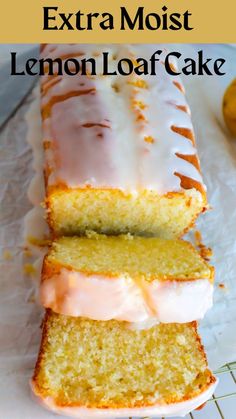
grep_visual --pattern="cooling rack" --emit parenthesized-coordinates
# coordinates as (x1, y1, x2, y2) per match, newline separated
(137, 362, 236, 419)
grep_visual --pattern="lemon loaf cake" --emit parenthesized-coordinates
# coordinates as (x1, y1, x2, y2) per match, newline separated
(32, 311, 217, 417)
(40, 44, 207, 238)
(40, 234, 214, 323)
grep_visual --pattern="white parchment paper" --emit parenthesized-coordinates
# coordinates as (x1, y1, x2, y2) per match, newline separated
(0, 44, 236, 418)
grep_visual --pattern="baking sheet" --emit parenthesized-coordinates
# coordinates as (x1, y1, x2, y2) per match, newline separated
(0, 44, 236, 418)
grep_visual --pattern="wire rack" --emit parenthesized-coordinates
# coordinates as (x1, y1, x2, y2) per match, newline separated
(136, 362, 236, 419)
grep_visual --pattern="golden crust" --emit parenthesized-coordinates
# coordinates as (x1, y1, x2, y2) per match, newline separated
(32, 310, 51, 391)
(42, 258, 214, 285)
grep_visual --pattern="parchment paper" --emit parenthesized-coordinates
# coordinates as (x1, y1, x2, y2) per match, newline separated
(0, 44, 236, 418)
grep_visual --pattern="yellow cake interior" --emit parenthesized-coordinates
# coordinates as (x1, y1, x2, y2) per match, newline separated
(45, 234, 213, 281)
(47, 188, 206, 238)
(33, 312, 215, 408)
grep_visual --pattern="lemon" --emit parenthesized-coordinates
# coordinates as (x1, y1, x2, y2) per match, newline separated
(223, 78, 236, 136)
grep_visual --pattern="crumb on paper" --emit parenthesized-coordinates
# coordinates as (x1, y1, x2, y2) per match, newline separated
(194, 230, 203, 246)
(199, 246, 213, 261)
(23, 263, 37, 277)
(218, 283, 227, 291)
(194, 230, 213, 261)
(2, 250, 13, 260)
(27, 235, 50, 247)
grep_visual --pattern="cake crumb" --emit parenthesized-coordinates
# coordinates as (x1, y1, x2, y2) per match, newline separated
(111, 83, 120, 93)
(136, 113, 147, 123)
(194, 230, 202, 246)
(218, 283, 226, 290)
(144, 136, 155, 144)
(194, 230, 213, 261)
(3, 250, 12, 260)
(27, 236, 50, 247)
(23, 263, 37, 277)
(133, 100, 147, 110)
(199, 246, 213, 261)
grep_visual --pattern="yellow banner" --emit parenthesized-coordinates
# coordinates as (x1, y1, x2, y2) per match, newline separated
(1, 0, 235, 43)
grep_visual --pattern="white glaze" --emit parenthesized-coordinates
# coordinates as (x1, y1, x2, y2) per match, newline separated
(41, 44, 205, 194)
(31, 379, 218, 418)
(24, 87, 50, 255)
(23, 207, 49, 245)
(40, 268, 213, 323)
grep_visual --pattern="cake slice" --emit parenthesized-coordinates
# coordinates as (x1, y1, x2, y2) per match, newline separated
(40, 43, 207, 238)
(41, 234, 214, 323)
(32, 311, 217, 417)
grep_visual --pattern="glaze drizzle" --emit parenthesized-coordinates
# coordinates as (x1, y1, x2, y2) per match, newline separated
(41, 44, 204, 193)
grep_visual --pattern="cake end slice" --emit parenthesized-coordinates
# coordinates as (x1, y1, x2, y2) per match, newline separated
(32, 311, 217, 417)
